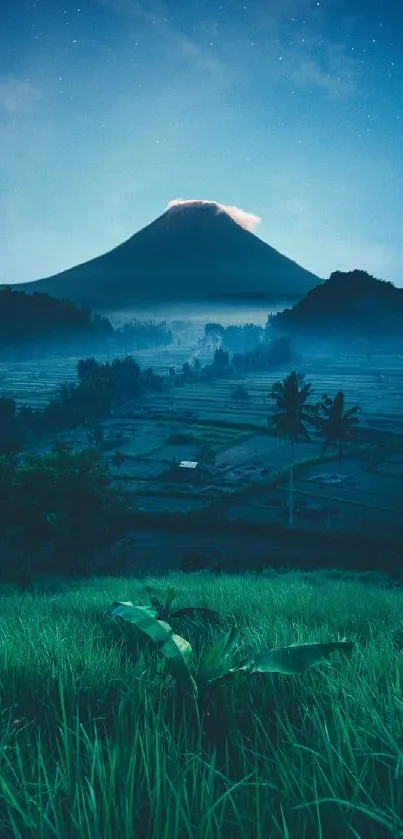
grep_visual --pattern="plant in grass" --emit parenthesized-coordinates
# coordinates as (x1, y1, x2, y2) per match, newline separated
(142, 584, 221, 623)
(110, 600, 355, 709)
(311, 391, 361, 467)
(269, 370, 315, 529)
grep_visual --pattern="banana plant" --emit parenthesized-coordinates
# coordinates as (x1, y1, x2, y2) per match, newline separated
(111, 601, 240, 699)
(142, 585, 222, 624)
(111, 601, 354, 700)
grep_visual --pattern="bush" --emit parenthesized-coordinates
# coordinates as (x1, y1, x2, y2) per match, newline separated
(0, 448, 130, 586)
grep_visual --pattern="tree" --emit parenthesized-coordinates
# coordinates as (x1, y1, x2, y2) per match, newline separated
(204, 323, 225, 349)
(213, 348, 230, 374)
(0, 448, 129, 586)
(312, 391, 361, 467)
(182, 362, 192, 382)
(232, 383, 250, 402)
(269, 371, 314, 529)
(0, 397, 21, 454)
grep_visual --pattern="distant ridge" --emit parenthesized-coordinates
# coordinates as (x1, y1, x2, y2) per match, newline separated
(12, 201, 321, 311)
(270, 269, 403, 351)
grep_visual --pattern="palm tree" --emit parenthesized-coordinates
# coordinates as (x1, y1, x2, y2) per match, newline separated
(313, 391, 361, 467)
(269, 371, 314, 529)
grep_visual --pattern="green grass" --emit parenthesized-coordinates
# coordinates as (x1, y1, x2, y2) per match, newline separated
(0, 571, 402, 838)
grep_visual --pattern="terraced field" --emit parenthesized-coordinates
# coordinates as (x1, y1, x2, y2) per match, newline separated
(2, 344, 402, 433)
(3, 343, 403, 540)
(0, 344, 214, 409)
(144, 356, 403, 433)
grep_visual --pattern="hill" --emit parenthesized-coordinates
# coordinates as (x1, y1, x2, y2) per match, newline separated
(0, 287, 172, 360)
(11, 201, 321, 311)
(269, 269, 403, 351)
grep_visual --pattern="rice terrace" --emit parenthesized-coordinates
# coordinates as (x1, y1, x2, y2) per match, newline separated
(3, 344, 402, 555)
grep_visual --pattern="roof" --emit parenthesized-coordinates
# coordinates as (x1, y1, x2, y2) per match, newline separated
(179, 461, 199, 469)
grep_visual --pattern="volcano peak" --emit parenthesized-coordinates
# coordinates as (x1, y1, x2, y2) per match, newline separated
(13, 201, 321, 310)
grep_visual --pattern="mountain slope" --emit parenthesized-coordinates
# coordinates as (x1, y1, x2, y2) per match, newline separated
(14, 201, 321, 310)
(269, 269, 403, 351)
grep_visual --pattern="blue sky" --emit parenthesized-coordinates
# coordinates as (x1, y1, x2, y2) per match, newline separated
(1, 0, 402, 286)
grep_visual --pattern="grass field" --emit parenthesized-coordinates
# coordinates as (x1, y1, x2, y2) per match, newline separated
(0, 571, 402, 838)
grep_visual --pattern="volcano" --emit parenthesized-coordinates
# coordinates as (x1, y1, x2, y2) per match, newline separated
(14, 201, 321, 311)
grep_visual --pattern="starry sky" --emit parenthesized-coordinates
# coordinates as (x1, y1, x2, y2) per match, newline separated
(1, 0, 402, 287)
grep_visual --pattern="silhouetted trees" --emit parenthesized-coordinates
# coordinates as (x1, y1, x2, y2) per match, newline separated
(231, 384, 250, 402)
(203, 322, 264, 354)
(213, 348, 231, 374)
(269, 371, 315, 529)
(0, 397, 21, 454)
(43, 356, 164, 430)
(0, 355, 165, 449)
(0, 447, 130, 586)
(204, 323, 225, 348)
(114, 319, 173, 351)
(0, 288, 173, 359)
(182, 334, 294, 385)
(268, 270, 403, 352)
(0, 287, 112, 358)
(232, 337, 294, 373)
(311, 392, 361, 466)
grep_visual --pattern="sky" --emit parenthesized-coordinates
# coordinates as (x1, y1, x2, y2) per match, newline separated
(1, 0, 402, 287)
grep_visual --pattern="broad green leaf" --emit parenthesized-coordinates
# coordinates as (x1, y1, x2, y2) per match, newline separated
(161, 632, 197, 694)
(246, 640, 354, 675)
(221, 625, 241, 659)
(161, 632, 193, 665)
(111, 601, 172, 643)
(198, 625, 240, 689)
(111, 601, 196, 691)
(163, 586, 177, 611)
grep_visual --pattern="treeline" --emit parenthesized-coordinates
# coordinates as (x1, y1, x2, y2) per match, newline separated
(112, 319, 173, 352)
(0, 335, 295, 455)
(203, 322, 265, 354)
(180, 337, 294, 384)
(202, 270, 403, 356)
(0, 288, 172, 359)
(0, 355, 166, 454)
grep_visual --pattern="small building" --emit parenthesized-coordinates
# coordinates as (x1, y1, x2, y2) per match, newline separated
(179, 460, 199, 470)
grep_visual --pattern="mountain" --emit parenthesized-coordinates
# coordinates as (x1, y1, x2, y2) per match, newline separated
(12, 201, 321, 311)
(269, 269, 403, 351)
